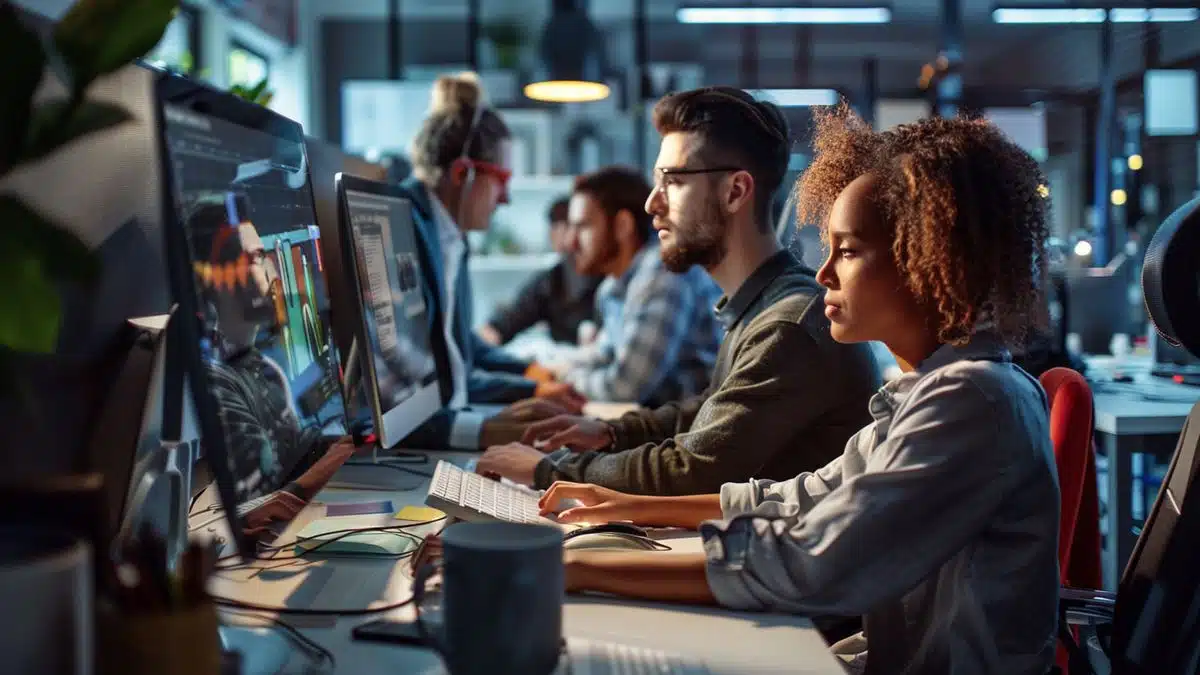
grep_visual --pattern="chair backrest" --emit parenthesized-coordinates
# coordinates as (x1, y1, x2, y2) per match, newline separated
(1109, 400, 1200, 673)
(1040, 367, 1102, 589)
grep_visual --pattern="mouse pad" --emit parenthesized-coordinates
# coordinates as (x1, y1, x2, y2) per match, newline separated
(293, 515, 418, 556)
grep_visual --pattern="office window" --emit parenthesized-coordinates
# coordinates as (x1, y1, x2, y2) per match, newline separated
(229, 42, 270, 88)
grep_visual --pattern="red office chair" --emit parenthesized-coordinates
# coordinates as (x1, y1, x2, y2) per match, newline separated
(1041, 367, 1102, 675)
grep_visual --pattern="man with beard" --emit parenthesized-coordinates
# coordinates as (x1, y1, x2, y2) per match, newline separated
(544, 166, 725, 408)
(475, 87, 880, 496)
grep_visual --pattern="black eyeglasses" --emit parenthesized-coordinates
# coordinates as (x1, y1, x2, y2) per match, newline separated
(653, 166, 741, 190)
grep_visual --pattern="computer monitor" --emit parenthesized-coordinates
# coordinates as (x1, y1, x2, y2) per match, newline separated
(154, 72, 347, 559)
(335, 173, 441, 448)
(1065, 257, 1138, 355)
(305, 136, 388, 435)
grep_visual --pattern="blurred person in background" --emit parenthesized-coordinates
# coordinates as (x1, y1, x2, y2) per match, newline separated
(478, 195, 603, 347)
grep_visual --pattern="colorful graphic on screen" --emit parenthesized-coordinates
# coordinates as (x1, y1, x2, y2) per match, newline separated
(162, 102, 344, 503)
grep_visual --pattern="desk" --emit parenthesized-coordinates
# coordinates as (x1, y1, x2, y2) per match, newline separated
(196, 451, 844, 674)
(1086, 356, 1200, 588)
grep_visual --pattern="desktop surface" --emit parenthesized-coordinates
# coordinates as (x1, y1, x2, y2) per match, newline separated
(195, 450, 844, 675)
(159, 85, 347, 509)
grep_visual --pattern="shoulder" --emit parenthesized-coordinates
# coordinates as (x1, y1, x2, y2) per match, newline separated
(750, 267, 825, 326)
(905, 360, 1050, 464)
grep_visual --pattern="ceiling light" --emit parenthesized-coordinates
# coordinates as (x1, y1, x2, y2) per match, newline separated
(1109, 7, 1200, 22)
(1128, 154, 1144, 171)
(1074, 240, 1093, 257)
(747, 88, 840, 107)
(991, 7, 1106, 23)
(677, 6, 892, 24)
(525, 1, 609, 103)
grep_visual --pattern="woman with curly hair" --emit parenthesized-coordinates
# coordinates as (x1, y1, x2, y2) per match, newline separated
(534, 105, 1061, 674)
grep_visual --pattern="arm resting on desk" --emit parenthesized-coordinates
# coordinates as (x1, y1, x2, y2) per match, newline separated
(566, 550, 715, 606)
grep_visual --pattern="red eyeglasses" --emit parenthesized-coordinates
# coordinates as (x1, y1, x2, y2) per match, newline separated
(457, 158, 512, 189)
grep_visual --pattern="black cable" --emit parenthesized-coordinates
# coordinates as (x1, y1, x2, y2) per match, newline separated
(215, 518, 444, 571)
(212, 593, 416, 616)
(344, 460, 433, 479)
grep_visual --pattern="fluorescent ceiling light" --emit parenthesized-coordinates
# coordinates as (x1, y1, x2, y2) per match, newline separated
(748, 88, 840, 107)
(677, 6, 891, 24)
(1109, 7, 1200, 22)
(992, 8, 1106, 23)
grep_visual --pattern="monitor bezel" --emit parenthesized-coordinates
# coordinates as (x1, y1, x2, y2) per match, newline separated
(334, 172, 442, 449)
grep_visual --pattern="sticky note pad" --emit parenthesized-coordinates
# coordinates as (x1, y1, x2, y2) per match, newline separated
(394, 506, 444, 522)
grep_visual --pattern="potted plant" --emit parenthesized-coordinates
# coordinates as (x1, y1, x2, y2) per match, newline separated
(0, 0, 177, 390)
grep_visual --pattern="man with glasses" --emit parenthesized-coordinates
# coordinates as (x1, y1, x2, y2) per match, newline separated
(477, 87, 880, 497)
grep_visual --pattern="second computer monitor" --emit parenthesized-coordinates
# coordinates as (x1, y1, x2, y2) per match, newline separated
(335, 174, 440, 448)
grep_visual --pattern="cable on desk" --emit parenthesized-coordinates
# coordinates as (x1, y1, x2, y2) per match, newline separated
(221, 611, 336, 673)
(210, 591, 417, 616)
(215, 518, 445, 570)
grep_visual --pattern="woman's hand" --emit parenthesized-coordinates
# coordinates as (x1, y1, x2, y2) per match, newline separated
(538, 481, 649, 524)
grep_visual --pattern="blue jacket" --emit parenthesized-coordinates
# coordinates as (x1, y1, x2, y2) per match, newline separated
(398, 178, 536, 449)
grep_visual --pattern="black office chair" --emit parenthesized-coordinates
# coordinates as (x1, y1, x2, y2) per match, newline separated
(1057, 196, 1200, 675)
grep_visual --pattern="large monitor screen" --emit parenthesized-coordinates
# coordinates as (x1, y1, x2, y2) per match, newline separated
(161, 98, 344, 504)
(1146, 69, 1198, 137)
(338, 177, 440, 448)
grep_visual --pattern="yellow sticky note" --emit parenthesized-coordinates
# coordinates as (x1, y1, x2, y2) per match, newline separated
(394, 505, 445, 522)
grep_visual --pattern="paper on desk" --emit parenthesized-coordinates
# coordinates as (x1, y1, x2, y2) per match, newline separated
(394, 505, 444, 522)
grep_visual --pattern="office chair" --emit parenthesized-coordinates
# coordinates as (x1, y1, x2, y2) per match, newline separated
(1056, 196, 1200, 675)
(1041, 367, 1102, 675)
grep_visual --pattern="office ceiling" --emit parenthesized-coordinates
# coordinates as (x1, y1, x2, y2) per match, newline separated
(309, 0, 1200, 97)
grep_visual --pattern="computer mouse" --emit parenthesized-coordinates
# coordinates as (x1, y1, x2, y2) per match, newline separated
(562, 531, 660, 551)
(565, 522, 649, 539)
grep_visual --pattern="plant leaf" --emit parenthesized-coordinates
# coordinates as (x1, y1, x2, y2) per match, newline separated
(0, 2, 47, 174)
(248, 77, 270, 101)
(54, 0, 177, 92)
(0, 194, 99, 285)
(0, 239, 62, 353)
(21, 98, 133, 165)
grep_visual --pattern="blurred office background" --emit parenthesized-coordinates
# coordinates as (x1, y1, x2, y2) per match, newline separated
(14, 0, 1200, 345)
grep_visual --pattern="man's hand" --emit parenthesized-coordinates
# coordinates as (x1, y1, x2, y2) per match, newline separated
(537, 481, 648, 524)
(524, 362, 558, 385)
(521, 415, 613, 452)
(534, 381, 587, 414)
(493, 398, 574, 424)
(410, 533, 444, 574)
(476, 443, 545, 485)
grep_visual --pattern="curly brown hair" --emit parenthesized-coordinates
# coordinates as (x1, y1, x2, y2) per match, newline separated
(796, 104, 1050, 347)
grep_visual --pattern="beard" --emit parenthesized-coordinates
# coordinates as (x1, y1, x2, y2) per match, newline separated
(659, 197, 728, 273)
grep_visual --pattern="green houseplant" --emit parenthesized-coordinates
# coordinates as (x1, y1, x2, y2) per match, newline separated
(0, 0, 176, 380)
(229, 76, 273, 107)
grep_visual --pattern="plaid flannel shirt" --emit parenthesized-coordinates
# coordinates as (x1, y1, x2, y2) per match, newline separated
(562, 245, 722, 406)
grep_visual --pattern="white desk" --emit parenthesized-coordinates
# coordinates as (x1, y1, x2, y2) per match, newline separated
(196, 451, 844, 674)
(1085, 355, 1200, 588)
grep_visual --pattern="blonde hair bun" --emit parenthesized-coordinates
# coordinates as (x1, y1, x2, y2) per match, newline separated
(430, 71, 485, 113)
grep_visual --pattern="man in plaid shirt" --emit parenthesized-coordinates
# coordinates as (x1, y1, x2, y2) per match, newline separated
(550, 167, 723, 408)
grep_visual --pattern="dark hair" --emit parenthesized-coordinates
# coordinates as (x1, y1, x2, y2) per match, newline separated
(185, 191, 252, 263)
(796, 104, 1050, 347)
(547, 196, 570, 226)
(573, 166, 655, 245)
(410, 72, 510, 183)
(652, 86, 791, 229)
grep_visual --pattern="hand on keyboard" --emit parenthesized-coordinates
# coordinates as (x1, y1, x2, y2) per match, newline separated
(476, 442, 545, 485)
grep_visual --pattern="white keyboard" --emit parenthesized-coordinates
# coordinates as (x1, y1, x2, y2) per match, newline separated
(426, 460, 556, 526)
(566, 638, 709, 675)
